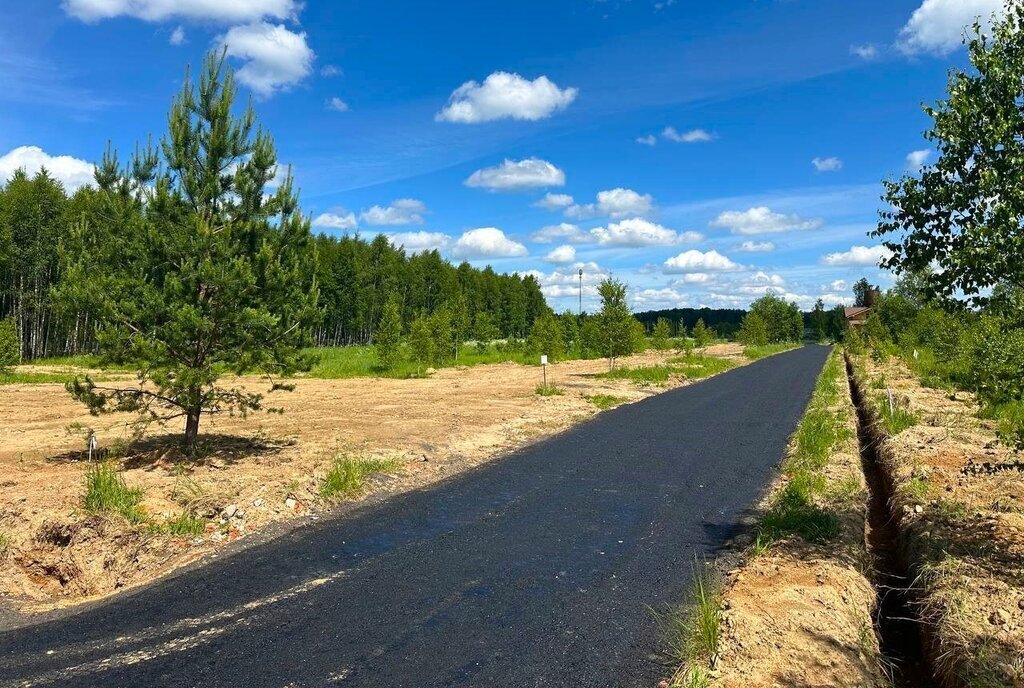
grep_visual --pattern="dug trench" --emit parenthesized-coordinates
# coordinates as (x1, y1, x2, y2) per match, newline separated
(845, 353, 938, 688)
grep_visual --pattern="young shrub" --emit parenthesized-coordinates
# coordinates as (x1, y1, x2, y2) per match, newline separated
(652, 317, 672, 351)
(691, 319, 713, 349)
(408, 314, 435, 374)
(596, 279, 640, 368)
(429, 308, 455, 365)
(374, 296, 403, 372)
(84, 462, 146, 524)
(737, 312, 769, 346)
(0, 317, 19, 373)
(527, 312, 565, 361)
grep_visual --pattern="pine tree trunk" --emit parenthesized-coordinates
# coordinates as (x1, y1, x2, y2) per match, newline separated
(184, 408, 201, 454)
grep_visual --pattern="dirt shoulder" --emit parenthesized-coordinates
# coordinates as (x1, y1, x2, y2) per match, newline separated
(849, 354, 1024, 687)
(703, 349, 883, 688)
(0, 345, 745, 613)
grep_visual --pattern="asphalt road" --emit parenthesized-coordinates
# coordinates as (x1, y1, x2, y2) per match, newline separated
(1, 345, 830, 688)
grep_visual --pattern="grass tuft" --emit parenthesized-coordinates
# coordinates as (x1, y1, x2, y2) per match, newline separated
(586, 394, 629, 410)
(661, 561, 722, 685)
(152, 512, 206, 537)
(877, 395, 917, 435)
(743, 343, 800, 360)
(600, 365, 674, 384)
(83, 462, 146, 524)
(320, 456, 403, 500)
(535, 384, 563, 396)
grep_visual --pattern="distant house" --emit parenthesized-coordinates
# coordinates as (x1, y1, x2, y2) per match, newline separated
(844, 306, 872, 328)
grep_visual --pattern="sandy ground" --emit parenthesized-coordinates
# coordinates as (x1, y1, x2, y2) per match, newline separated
(854, 354, 1024, 687)
(708, 352, 883, 688)
(0, 345, 744, 611)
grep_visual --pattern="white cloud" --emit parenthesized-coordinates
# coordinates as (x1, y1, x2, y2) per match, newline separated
(386, 231, 451, 254)
(633, 287, 689, 308)
(169, 26, 186, 45)
(850, 44, 878, 59)
(906, 149, 931, 169)
(360, 199, 427, 226)
(452, 227, 528, 259)
(544, 245, 576, 264)
(591, 218, 702, 247)
(530, 261, 610, 300)
(311, 211, 358, 230)
(709, 206, 824, 235)
(735, 240, 775, 253)
(532, 192, 574, 210)
(821, 244, 893, 267)
(748, 271, 786, 288)
(830, 279, 849, 292)
(566, 187, 653, 219)
(663, 126, 714, 143)
(436, 72, 578, 123)
(465, 158, 565, 191)
(63, 0, 299, 23)
(897, 0, 1003, 55)
(663, 249, 741, 274)
(672, 273, 715, 285)
(531, 223, 593, 244)
(0, 145, 94, 191)
(326, 97, 349, 112)
(636, 134, 658, 146)
(218, 22, 313, 98)
(320, 64, 342, 77)
(812, 156, 843, 172)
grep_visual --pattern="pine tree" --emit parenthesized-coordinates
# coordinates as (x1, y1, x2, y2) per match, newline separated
(408, 314, 435, 374)
(375, 295, 403, 371)
(55, 51, 321, 453)
(651, 317, 671, 351)
(691, 318, 713, 348)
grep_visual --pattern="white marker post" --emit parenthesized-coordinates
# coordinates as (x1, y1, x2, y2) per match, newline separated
(540, 354, 548, 388)
(88, 433, 98, 462)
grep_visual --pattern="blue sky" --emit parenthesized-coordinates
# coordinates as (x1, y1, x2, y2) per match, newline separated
(0, 0, 1003, 312)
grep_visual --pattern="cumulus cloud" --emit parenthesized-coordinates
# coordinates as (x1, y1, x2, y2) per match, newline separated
(218, 22, 313, 98)
(543, 245, 576, 264)
(452, 227, 528, 259)
(63, 0, 299, 23)
(591, 218, 702, 247)
(672, 273, 716, 285)
(169, 26, 186, 45)
(662, 126, 714, 143)
(532, 192, 574, 210)
(386, 231, 451, 254)
(0, 145, 95, 191)
(436, 72, 577, 123)
(633, 287, 689, 308)
(830, 279, 849, 292)
(529, 261, 610, 300)
(360, 199, 427, 226)
(812, 156, 843, 172)
(821, 244, 893, 267)
(906, 149, 931, 169)
(531, 223, 593, 244)
(326, 97, 349, 112)
(850, 44, 878, 59)
(311, 211, 358, 230)
(663, 249, 741, 274)
(709, 206, 824, 235)
(566, 187, 653, 219)
(636, 134, 658, 146)
(897, 0, 1003, 55)
(735, 240, 775, 253)
(465, 158, 565, 191)
(320, 64, 342, 77)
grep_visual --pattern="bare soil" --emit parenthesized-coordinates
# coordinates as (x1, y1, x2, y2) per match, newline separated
(0, 345, 744, 611)
(853, 355, 1024, 687)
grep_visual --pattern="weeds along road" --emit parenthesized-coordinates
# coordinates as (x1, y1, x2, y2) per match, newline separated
(1, 345, 831, 688)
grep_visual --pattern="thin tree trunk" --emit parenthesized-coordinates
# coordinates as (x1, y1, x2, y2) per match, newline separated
(184, 408, 201, 454)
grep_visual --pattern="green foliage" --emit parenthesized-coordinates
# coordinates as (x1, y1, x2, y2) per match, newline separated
(600, 365, 673, 384)
(374, 295, 403, 371)
(810, 298, 827, 341)
(535, 384, 563, 396)
(83, 462, 145, 524)
(875, 7, 1024, 308)
(746, 294, 803, 343)
(408, 314, 435, 373)
(737, 311, 769, 346)
(743, 343, 798, 360)
(472, 312, 499, 353)
(651, 317, 672, 351)
(596, 278, 642, 367)
(585, 394, 628, 410)
(527, 311, 565, 361)
(0, 317, 19, 372)
(153, 512, 206, 537)
(55, 53, 320, 452)
(661, 561, 721, 688)
(690, 318, 712, 348)
(320, 456, 402, 499)
(668, 354, 738, 379)
(877, 394, 918, 435)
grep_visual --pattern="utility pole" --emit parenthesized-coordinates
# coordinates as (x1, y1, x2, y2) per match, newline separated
(578, 268, 583, 315)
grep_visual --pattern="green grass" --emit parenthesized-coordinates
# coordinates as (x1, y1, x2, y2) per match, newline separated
(152, 512, 206, 537)
(979, 400, 1024, 450)
(535, 384, 563, 396)
(586, 394, 629, 410)
(876, 394, 918, 435)
(743, 342, 800, 360)
(661, 561, 721, 687)
(320, 456, 403, 500)
(666, 354, 738, 379)
(83, 462, 146, 524)
(29, 354, 135, 370)
(0, 370, 77, 385)
(599, 365, 674, 384)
